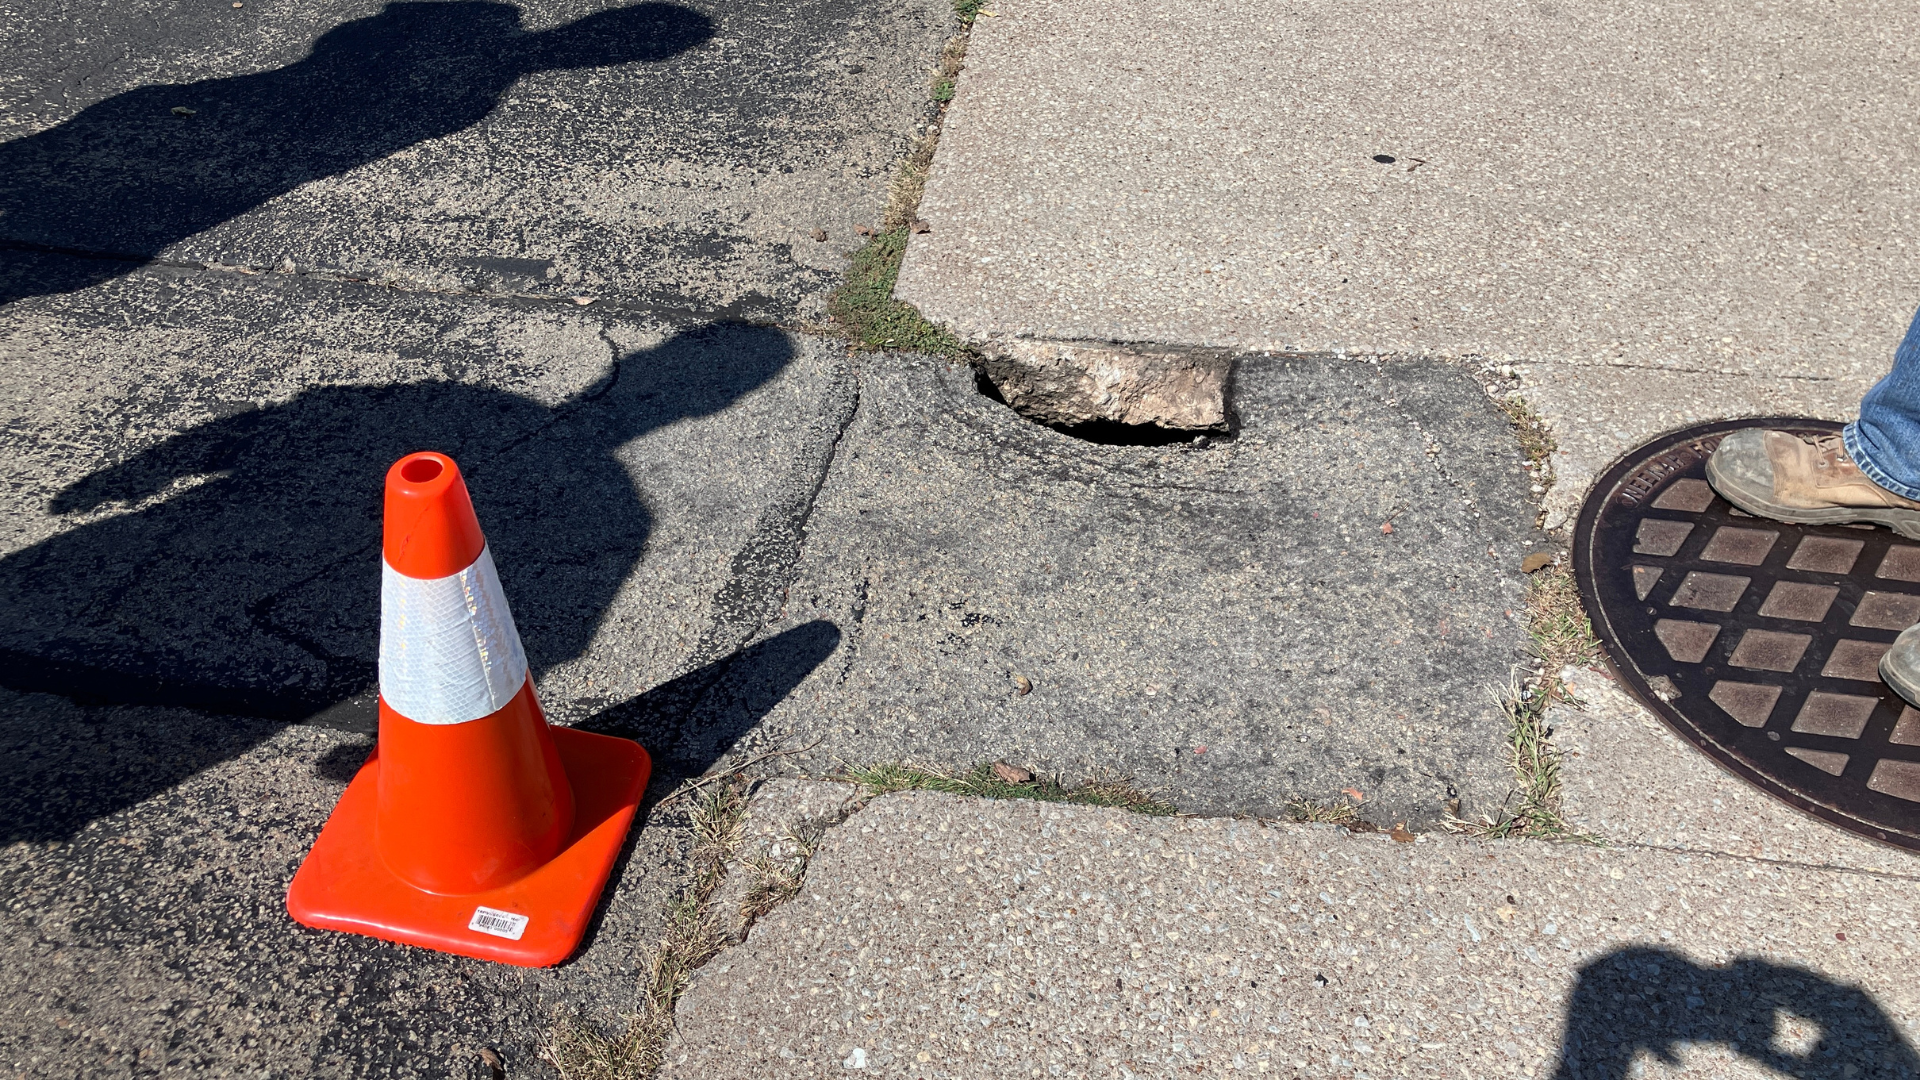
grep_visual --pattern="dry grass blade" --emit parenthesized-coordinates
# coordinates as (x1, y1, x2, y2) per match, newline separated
(738, 819, 828, 925)
(1448, 677, 1601, 844)
(650, 736, 823, 814)
(1283, 798, 1357, 825)
(544, 780, 752, 1080)
(1439, 392, 1605, 844)
(844, 761, 1176, 816)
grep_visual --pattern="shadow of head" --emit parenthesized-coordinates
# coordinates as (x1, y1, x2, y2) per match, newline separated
(0, 1, 714, 307)
(1552, 945, 1920, 1079)
(0, 321, 807, 841)
(50, 320, 794, 519)
(1, 319, 795, 745)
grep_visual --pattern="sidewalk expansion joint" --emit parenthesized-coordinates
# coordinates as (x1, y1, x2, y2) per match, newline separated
(1597, 839, 1920, 883)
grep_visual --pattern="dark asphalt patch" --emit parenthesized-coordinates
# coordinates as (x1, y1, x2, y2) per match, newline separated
(706, 354, 1543, 828)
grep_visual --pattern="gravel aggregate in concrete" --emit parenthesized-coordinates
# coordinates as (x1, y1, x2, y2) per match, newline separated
(662, 789, 1920, 1080)
(897, 0, 1920, 382)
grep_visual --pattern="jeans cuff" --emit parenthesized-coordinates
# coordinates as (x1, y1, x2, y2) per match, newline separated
(1843, 422, 1920, 502)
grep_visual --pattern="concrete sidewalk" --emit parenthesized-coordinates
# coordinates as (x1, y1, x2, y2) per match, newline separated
(896, 0, 1920, 526)
(660, 667, 1920, 1079)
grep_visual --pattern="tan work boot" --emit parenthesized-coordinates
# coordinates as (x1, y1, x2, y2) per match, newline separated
(1704, 429, 1920, 539)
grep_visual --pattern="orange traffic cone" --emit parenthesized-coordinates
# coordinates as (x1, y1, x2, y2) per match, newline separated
(287, 452, 651, 966)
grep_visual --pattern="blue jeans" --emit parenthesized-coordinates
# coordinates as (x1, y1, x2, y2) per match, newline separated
(1845, 306, 1920, 501)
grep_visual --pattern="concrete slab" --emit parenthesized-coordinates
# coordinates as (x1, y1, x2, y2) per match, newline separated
(0, 687, 694, 1079)
(0, 262, 858, 838)
(1, 0, 952, 317)
(662, 789, 1920, 1080)
(897, 0, 1920, 380)
(679, 351, 1542, 827)
(1553, 664, 1920, 879)
(1514, 364, 1878, 531)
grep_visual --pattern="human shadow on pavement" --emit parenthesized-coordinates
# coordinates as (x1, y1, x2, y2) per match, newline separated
(310, 619, 843, 788)
(576, 617, 843, 781)
(0, 0, 713, 307)
(1551, 946, 1920, 1079)
(0, 322, 808, 844)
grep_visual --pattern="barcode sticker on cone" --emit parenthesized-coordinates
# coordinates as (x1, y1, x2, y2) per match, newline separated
(468, 906, 530, 940)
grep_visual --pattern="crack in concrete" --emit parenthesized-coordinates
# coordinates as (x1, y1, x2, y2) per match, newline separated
(1523, 359, 1839, 382)
(1594, 839, 1920, 884)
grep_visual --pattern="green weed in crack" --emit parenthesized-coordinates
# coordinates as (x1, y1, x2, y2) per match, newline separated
(1450, 560, 1606, 843)
(825, 227, 970, 357)
(1283, 797, 1357, 826)
(822, 16, 977, 358)
(1440, 385, 1604, 842)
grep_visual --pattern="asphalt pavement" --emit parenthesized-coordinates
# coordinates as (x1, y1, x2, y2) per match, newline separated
(0, 0, 949, 1073)
(2, 0, 947, 317)
(690, 351, 1539, 826)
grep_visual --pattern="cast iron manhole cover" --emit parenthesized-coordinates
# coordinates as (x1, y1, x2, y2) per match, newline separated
(1573, 418, 1920, 851)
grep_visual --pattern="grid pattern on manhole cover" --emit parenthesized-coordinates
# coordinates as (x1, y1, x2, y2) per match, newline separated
(1573, 418, 1920, 851)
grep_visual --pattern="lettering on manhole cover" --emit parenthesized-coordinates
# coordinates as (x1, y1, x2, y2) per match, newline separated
(1574, 418, 1920, 850)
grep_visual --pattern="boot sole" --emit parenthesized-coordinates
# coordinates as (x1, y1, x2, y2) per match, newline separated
(1704, 453, 1920, 540)
(1882, 651, 1920, 711)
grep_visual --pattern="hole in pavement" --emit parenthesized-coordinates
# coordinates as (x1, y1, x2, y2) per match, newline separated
(1372, 154, 1397, 164)
(971, 366, 1219, 447)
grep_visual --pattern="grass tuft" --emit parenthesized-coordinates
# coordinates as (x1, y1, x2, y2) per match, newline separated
(821, 22, 977, 358)
(845, 762, 1177, 816)
(1528, 559, 1602, 671)
(1443, 392, 1605, 843)
(738, 819, 829, 926)
(1449, 676, 1598, 843)
(824, 228, 970, 357)
(1496, 392, 1558, 488)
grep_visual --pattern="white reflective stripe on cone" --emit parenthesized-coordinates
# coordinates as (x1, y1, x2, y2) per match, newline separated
(379, 545, 529, 725)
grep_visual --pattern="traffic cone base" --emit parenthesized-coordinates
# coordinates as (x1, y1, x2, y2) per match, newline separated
(287, 725, 650, 967)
